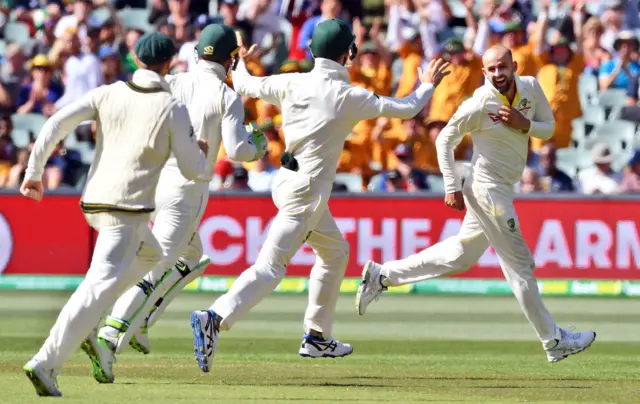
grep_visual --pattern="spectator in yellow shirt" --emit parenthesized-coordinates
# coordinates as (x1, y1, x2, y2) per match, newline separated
(533, 1, 584, 151)
(495, 19, 539, 77)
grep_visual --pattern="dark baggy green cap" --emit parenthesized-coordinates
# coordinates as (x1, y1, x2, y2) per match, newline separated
(309, 19, 354, 60)
(134, 32, 176, 66)
(196, 24, 239, 59)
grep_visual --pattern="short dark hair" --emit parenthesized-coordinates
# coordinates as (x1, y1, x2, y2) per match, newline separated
(200, 54, 230, 65)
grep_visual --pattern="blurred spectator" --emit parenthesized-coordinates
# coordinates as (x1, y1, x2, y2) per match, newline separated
(85, 26, 102, 55)
(153, 0, 196, 44)
(331, 181, 348, 193)
(218, 0, 254, 47)
(176, 14, 209, 73)
(6, 146, 29, 188)
(99, 46, 128, 84)
(247, 152, 277, 192)
(54, 0, 100, 49)
(428, 38, 482, 129)
(0, 114, 17, 186)
(394, 28, 423, 98)
(533, 2, 584, 151)
(578, 143, 623, 194)
(55, 31, 102, 110)
(383, 117, 440, 174)
(298, 0, 345, 60)
(6, 140, 79, 189)
(0, 43, 27, 113)
(519, 167, 543, 193)
(122, 29, 144, 74)
(279, 0, 318, 60)
(227, 166, 251, 191)
(387, 143, 429, 192)
(385, 169, 405, 192)
(386, 0, 420, 53)
(536, 144, 575, 192)
(237, 0, 282, 49)
(599, 0, 633, 53)
(99, 18, 124, 53)
(582, 17, 611, 76)
(620, 150, 640, 192)
(31, 16, 58, 58)
(598, 30, 640, 90)
(16, 54, 63, 117)
(149, 0, 208, 25)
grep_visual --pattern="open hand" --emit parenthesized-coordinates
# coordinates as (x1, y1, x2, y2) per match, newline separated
(236, 31, 259, 61)
(418, 58, 451, 87)
(444, 191, 465, 212)
(20, 179, 44, 202)
(497, 105, 530, 132)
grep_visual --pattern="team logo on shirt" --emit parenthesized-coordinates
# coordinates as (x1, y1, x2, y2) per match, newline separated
(518, 98, 532, 113)
(488, 112, 501, 123)
(507, 218, 517, 232)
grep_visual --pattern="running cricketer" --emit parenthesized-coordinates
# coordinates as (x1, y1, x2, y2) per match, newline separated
(21, 32, 207, 397)
(356, 45, 596, 363)
(189, 19, 451, 372)
(87, 24, 268, 378)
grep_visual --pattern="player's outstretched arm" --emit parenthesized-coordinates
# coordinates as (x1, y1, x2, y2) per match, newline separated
(22, 89, 100, 200)
(220, 89, 267, 162)
(347, 58, 450, 122)
(169, 102, 207, 181)
(231, 59, 290, 107)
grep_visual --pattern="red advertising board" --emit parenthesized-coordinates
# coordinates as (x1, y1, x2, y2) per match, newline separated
(1, 193, 639, 279)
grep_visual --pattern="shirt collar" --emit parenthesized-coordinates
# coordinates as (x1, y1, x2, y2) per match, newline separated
(196, 60, 229, 81)
(131, 69, 171, 92)
(485, 73, 523, 107)
(311, 58, 350, 83)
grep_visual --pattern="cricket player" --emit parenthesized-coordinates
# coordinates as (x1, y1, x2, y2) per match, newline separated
(189, 19, 451, 372)
(21, 32, 207, 397)
(88, 24, 268, 376)
(356, 45, 597, 363)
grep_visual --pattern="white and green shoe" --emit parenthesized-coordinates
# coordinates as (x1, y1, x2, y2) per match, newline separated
(81, 331, 116, 383)
(23, 360, 62, 397)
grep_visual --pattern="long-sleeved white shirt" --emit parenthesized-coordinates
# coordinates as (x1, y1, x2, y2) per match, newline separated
(436, 74, 555, 193)
(232, 58, 435, 183)
(164, 60, 258, 182)
(25, 69, 205, 212)
(55, 53, 103, 110)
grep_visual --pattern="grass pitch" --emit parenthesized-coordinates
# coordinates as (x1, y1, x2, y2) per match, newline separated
(1, 291, 640, 403)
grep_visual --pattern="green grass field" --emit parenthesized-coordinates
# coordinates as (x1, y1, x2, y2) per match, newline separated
(1, 291, 640, 403)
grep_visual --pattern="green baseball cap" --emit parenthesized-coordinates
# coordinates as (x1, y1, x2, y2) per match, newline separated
(309, 19, 354, 60)
(134, 32, 176, 66)
(443, 38, 465, 54)
(196, 24, 239, 59)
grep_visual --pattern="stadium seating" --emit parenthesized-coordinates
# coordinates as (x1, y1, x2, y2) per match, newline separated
(117, 9, 154, 32)
(10, 128, 30, 149)
(426, 175, 445, 192)
(91, 7, 113, 26)
(597, 89, 627, 120)
(10, 113, 47, 138)
(335, 173, 364, 192)
(3, 22, 31, 48)
(578, 73, 599, 109)
(0, 39, 5, 57)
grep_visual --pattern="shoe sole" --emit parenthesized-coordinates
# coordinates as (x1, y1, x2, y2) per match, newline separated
(355, 261, 373, 316)
(299, 349, 354, 359)
(190, 311, 210, 373)
(548, 332, 597, 363)
(23, 366, 61, 397)
(80, 338, 114, 383)
(129, 335, 150, 355)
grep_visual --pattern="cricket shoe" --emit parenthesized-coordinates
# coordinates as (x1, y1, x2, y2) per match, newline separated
(356, 260, 387, 315)
(81, 330, 116, 383)
(130, 330, 151, 355)
(545, 328, 596, 363)
(299, 334, 353, 358)
(190, 310, 220, 373)
(23, 360, 62, 397)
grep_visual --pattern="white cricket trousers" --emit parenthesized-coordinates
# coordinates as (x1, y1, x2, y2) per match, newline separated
(107, 170, 209, 327)
(211, 167, 349, 337)
(33, 212, 161, 371)
(381, 176, 559, 346)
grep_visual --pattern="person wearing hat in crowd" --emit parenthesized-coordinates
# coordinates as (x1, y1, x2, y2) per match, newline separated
(599, 30, 640, 90)
(188, 19, 450, 370)
(620, 149, 640, 192)
(227, 164, 252, 190)
(578, 142, 623, 194)
(532, 0, 585, 151)
(99, 46, 129, 85)
(20, 31, 207, 397)
(16, 54, 63, 116)
(93, 24, 268, 370)
(386, 142, 429, 192)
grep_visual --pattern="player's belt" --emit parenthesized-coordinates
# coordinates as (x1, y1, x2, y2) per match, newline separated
(280, 152, 299, 172)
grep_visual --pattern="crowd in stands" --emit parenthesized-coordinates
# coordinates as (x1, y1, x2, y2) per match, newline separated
(1, 0, 640, 195)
